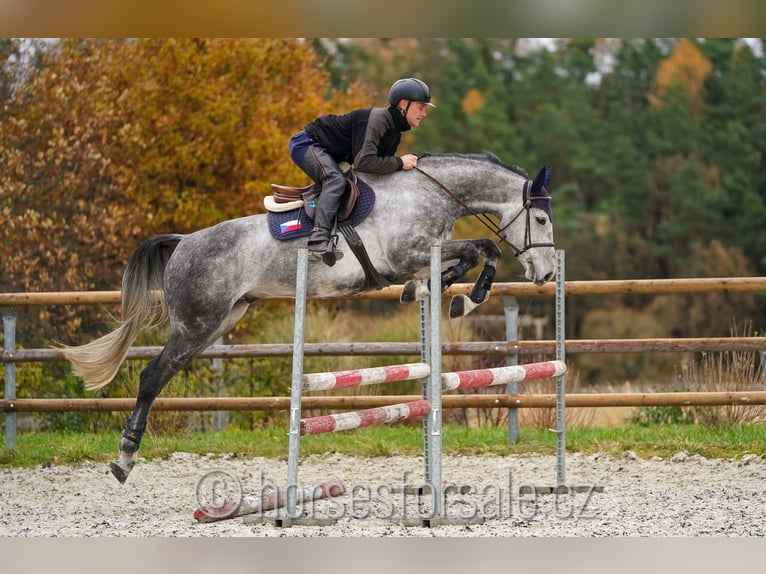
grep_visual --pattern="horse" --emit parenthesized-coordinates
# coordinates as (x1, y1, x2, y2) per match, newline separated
(62, 152, 557, 483)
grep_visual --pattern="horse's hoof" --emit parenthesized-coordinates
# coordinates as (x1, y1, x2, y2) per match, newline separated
(449, 294, 480, 318)
(449, 295, 466, 317)
(469, 289, 490, 305)
(400, 281, 417, 303)
(400, 280, 430, 303)
(110, 461, 132, 484)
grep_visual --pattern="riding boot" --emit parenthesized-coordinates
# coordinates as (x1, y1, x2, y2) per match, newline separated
(301, 146, 346, 264)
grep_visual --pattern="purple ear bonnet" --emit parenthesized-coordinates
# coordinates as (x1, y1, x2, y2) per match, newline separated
(528, 166, 553, 222)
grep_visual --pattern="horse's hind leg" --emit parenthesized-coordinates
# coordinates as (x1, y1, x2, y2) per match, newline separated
(110, 350, 180, 483)
(110, 301, 250, 483)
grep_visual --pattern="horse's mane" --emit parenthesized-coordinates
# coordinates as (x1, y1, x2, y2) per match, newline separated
(418, 152, 529, 179)
(418, 151, 552, 219)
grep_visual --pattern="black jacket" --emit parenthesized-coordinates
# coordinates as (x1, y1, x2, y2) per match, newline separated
(304, 105, 411, 174)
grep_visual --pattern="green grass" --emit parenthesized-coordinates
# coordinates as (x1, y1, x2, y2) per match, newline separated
(2, 423, 765, 469)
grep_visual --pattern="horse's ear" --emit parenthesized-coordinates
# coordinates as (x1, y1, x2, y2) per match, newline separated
(531, 166, 547, 192)
(531, 165, 553, 193)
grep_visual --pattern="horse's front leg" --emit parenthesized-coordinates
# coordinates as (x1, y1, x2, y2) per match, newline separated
(447, 238, 501, 317)
(400, 238, 501, 317)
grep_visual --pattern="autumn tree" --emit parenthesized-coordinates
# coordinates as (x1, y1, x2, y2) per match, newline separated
(4, 36, 765, 383)
(0, 38, 369, 345)
(649, 38, 712, 112)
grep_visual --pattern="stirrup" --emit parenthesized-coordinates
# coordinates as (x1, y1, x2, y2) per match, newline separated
(308, 234, 344, 266)
(309, 247, 344, 265)
(321, 248, 344, 266)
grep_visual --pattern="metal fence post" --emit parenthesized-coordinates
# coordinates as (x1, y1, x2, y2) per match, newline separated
(427, 246, 443, 518)
(2, 307, 17, 449)
(420, 295, 431, 486)
(503, 296, 520, 444)
(211, 336, 227, 431)
(286, 249, 309, 518)
(555, 250, 566, 486)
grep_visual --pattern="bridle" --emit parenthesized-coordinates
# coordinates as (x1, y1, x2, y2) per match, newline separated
(414, 166, 556, 257)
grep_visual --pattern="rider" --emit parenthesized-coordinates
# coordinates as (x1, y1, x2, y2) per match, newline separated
(288, 77, 435, 264)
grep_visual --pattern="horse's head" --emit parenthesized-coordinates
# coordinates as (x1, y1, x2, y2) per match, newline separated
(408, 152, 557, 286)
(498, 165, 557, 285)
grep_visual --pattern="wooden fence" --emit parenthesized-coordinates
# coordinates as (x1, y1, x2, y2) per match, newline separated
(2, 277, 766, 417)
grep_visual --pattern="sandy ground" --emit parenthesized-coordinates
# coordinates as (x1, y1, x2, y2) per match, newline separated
(1, 449, 765, 537)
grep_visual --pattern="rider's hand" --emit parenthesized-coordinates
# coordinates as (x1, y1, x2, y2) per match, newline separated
(400, 154, 418, 170)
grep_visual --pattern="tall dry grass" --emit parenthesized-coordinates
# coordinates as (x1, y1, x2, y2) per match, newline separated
(630, 323, 766, 428)
(516, 369, 596, 429)
(682, 347, 766, 427)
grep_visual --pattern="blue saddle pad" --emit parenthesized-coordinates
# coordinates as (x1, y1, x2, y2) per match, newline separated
(267, 178, 376, 241)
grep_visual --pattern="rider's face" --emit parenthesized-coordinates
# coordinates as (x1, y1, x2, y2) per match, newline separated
(403, 101, 429, 128)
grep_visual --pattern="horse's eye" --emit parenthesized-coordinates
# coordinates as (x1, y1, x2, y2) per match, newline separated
(535, 216, 547, 225)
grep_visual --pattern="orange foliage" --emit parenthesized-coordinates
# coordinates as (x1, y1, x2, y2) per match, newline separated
(0, 38, 370, 342)
(461, 88, 484, 117)
(649, 39, 712, 111)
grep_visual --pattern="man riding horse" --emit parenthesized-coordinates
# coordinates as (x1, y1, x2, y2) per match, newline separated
(288, 77, 435, 265)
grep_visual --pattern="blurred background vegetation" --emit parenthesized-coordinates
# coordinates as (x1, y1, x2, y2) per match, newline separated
(1, 38, 764, 431)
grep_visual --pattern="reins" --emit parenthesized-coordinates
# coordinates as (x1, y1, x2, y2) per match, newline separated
(413, 166, 555, 257)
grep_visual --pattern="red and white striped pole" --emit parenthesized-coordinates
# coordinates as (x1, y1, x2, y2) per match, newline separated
(441, 360, 566, 391)
(193, 479, 346, 523)
(300, 399, 430, 436)
(302, 362, 430, 392)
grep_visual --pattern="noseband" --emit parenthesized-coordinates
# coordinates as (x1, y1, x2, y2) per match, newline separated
(414, 167, 555, 257)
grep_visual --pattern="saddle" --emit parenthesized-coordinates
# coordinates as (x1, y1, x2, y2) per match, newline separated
(264, 162, 361, 220)
(264, 170, 390, 290)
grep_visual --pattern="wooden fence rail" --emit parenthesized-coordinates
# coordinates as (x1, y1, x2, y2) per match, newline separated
(2, 277, 765, 418)
(2, 276, 766, 307)
(3, 337, 765, 364)
(4, 391, 766, 413)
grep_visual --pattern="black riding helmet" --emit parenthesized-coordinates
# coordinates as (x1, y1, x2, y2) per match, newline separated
(388, 78, 436, 108)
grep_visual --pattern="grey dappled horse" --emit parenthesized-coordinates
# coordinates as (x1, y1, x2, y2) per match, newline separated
(62, 152, 557, 483)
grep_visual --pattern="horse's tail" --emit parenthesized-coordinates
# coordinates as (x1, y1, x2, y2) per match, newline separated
(62, 234, 184, 391)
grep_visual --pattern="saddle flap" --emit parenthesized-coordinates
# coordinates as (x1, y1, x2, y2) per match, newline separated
(270, 183, 314, 203)
(341, 178, 361, 220)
